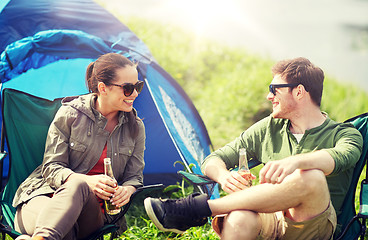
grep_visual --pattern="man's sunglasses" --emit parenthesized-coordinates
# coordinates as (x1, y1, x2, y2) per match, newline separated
(269, 83, 300, 95)
(109, 80, 144, 97)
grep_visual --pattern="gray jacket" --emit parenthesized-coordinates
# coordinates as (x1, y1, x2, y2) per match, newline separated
(13, 93, 145, 208)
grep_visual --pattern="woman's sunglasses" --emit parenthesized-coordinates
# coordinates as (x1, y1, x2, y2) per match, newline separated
(109, 80, 144, 97)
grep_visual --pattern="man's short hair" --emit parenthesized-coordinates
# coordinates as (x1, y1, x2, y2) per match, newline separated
(271, 57, 324, 106)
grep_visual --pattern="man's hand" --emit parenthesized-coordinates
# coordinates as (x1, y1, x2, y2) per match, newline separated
(259, 158, 298, 184)
(218, 171, 256, 194)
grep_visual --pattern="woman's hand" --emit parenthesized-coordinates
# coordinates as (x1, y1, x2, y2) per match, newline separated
(110, 185, 136, 208)
(84, 174, 118, 201)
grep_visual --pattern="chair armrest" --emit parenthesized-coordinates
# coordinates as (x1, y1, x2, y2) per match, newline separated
(178, 158, 262, 186)
(177, 159, 262, 198)
(177, 171, 215, 186)
(110, 184, 164, 224)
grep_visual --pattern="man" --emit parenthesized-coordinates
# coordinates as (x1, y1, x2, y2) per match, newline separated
(144, 57, 363, 240)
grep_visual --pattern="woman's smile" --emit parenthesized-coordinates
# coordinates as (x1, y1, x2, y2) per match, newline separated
(124, 99, 134, 106)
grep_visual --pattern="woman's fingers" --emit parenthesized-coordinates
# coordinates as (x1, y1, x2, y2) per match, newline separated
(110, 186, 131, 207)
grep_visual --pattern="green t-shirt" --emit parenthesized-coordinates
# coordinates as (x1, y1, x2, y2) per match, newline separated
(201, 115, 363, 217)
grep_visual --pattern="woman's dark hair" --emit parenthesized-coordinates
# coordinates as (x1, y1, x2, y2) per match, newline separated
(86, 53, 135, 93)
(272, 57, 324, 106)
(85, 53, 139, 138)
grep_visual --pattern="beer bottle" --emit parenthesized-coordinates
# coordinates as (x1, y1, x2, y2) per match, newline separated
(104, 158, 121, 215)
(238, 148, 253, 186)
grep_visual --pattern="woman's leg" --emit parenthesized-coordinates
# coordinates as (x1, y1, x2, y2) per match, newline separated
(15, 178, 105, 240)
(15, 195, 50, 236)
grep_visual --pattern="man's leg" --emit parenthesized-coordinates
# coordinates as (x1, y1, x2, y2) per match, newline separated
(145, 168, 331, 238)
(220, 210, 261, 240)
(209, 169, 331, 240)
(210, 168, 329, 218)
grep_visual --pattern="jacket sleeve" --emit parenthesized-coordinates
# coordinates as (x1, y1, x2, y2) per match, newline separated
(41, 106, 75, 189)
(120, 119, 145, 188)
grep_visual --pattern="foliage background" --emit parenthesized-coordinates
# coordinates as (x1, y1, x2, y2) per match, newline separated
(116, 17, 368, 150)
(103, 3, 368, 238)
(102, 14, 368, 239)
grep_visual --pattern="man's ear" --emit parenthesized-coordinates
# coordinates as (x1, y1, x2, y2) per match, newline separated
(295, 84, 306, 99)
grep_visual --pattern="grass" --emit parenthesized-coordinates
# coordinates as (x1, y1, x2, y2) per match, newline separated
(118, 188, 220, 240)
(92, 6, 368, 239)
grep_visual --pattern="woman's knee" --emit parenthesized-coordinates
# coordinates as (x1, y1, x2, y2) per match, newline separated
(56, 177, 92, 197)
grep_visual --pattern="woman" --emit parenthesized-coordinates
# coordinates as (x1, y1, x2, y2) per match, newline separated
(12, 53, 145, 240)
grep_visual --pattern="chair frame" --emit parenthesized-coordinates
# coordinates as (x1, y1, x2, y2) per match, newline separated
(336, 180, 368, 240)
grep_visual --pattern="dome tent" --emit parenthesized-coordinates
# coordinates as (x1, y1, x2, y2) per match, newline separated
(0, 0, 212, 186)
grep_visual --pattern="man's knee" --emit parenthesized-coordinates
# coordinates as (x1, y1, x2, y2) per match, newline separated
(222, 210, 260, 239)
(288, 169, 328, 196)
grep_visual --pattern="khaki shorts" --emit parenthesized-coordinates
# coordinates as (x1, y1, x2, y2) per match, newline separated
(212, 202, 337, 240)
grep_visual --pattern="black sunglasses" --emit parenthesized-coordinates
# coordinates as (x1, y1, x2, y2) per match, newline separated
(269, 83, 300, 95)
(109, 80, 144, 97)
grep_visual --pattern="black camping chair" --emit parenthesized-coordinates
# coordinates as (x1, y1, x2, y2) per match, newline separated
(0, 88, 163, 240)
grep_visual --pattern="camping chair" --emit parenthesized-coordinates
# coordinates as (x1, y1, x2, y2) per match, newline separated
(334, 112, 368, 240)
(178, 160, 262, 198)
(0, 88, 163, 240)
(179, 113, 368, 240)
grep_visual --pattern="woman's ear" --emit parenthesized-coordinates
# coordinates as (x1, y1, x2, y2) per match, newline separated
(97, 82, 107, 94)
